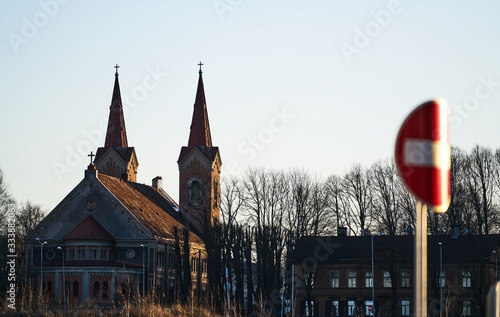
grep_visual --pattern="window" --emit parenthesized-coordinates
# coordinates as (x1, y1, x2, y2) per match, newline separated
(383, 271, 392, 287)
(73, 281, 79, 297)
(88, 247, 98, 260)
(68, 247, 75, 260)
(189, 179, 202, 206)
(438, 269, 446, 287)
(305, 300, 315, 316)
(77, 247, 85, 260)
(401, 300, 410, 316)
(330, 270, 340, 288)
(102, 282, 108, 299)
(93, 281, 100, 297)
(65, 281, 70, 298)
(347, 271, 357, 288)
(462, 300, 471, 316)
(462, 270, 471, 287)
(365, 300, 374, 316)
(347, 300, 356, 316)
(401, 270, 410, 287)
(100, 247, 108, 260)
(306, 271, 315, 288)
(329, 300, 339, 316)
(365, 272, 373, 287)
(213, 181, 219, 208)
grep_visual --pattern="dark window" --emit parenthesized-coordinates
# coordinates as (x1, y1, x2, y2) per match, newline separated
(189, 180, 202, 205)
(73, 281, 79, 297)
(102, 282, 108, 299)
(65, 281, 70, 298)
(93, 281, 100, 298)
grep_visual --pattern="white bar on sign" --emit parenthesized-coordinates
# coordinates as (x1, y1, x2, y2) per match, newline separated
(403, 139, 434, 167)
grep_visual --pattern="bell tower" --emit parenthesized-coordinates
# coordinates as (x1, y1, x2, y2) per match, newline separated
(178, 63, 221, 235)
(94, 65, 139, 182)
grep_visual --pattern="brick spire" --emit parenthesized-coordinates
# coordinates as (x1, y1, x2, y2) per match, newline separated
(104, 65, 128, 147)
(187, 65, 212, 147)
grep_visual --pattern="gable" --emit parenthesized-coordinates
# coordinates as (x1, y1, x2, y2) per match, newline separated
(26, 172, 154, 242)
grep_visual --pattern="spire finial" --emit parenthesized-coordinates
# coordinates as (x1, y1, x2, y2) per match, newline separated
(88, 151, 95, 165)
(198, 61, 203, 74)
(114, 64, 120, 77)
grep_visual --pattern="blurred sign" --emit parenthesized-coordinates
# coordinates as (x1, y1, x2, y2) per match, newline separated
(395, 99, 451, 213)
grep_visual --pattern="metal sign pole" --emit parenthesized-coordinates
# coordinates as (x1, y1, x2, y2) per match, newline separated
(415, 201, 427, 317)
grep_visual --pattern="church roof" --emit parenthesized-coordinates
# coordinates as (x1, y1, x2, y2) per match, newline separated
(104, 67, 128, 148)
(98, 174, 203, 244)
(63, 215, 115, 241)
(94, 146, 135, 164)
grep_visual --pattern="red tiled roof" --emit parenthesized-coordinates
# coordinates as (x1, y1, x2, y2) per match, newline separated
(64, 215, 115, 241)
(98, 174, 203, 244)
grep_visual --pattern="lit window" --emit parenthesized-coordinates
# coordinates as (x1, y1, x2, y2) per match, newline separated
(462, 270, 471, 287)
(383, 271, 391, 287)
(330, 300, 339, 316)
(401, 300, 410, 316)
(365, 300, 374, 316)
(347, 271, 357, 288)
(330, 270, 340, 288)
(305, 300, 315, 316)
(347, 300, 356, 316)
(401, 270, 410, 287)
(365, 272, 373, 287)
(462, 300, 471, 316)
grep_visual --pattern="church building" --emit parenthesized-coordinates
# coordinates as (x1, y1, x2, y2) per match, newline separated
(25, 63, 221, 305)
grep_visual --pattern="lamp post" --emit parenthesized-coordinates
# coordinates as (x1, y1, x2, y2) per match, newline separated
(280, 246, 285, 316)
(57, 247, 66, 310)
(493, 250, 497, 282)
(438, 242, 442, 317)
(140, 244, 145, 301)
(361, 229, 383, 316)
(36, 238, 47, 307)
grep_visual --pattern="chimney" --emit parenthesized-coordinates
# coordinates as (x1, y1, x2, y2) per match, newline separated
(152, 176, 163, 189)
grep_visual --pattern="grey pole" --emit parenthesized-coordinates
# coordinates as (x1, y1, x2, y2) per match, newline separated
(36, 238, 47, 308)
(57, 247, 66, 310)
(439, 242, 442, 317)
(141, 244, 145, 301)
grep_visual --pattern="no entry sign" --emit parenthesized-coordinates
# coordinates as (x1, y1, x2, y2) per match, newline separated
(395, 99, 450, 213)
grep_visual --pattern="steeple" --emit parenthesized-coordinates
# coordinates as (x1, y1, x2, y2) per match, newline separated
(94, 65, 139, 182)
(104, 64, 128, 147)
(187, 62, 212, 147)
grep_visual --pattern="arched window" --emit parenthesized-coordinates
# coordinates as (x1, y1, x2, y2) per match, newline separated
(47, 281, 52, 295)
(65, 281, 70, 298)
(102, 282, 109, 299)
(73, 281, 79, 297)
(189, 179, 202, 206)
(213, 181, 219, 208)
(93, 281, 100, 298)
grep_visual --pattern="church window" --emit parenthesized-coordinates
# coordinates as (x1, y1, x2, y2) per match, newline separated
(189, 179, 202, 206)
(93, 281, 100, 298)
(102, 282, 109, 299)
(73, 281, 79, 297)
(213, 181, 219, 208)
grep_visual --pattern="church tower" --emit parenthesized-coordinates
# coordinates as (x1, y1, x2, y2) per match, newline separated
(94, 65, 139, 181)
(178, 63, 221, 235)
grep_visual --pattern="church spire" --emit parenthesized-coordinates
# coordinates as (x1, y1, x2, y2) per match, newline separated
(187, 62, 212, 147)
(104, 64, 128, 147)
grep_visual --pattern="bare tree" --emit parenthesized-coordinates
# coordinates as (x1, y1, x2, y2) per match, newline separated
(342, 164, 373, 235)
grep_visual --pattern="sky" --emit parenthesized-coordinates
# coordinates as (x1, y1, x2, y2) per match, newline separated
(1, 0, 500, 212)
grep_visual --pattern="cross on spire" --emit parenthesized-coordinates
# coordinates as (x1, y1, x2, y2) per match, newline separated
(88, 151, 95, 165)
(114, 64, 120, 77)
(198, 61, 203, 74)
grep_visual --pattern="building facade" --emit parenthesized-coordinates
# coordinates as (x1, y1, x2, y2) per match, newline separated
(289, 234, 500, 317)
(25, 64, 220, 305)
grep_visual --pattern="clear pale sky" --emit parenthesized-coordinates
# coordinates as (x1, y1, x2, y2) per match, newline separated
(1, 1, 499, 211)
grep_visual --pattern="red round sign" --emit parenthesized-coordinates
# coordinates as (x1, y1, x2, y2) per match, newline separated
(395, 99, 450, 213)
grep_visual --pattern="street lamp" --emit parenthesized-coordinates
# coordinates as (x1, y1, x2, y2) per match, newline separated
(438, 242, 443, 317)
(493, 250, 497, 282)
(361, 229, 383, 316)
(36, 238, 47, 307)
(57, 247, 66, 310)
(140, 244, 145, 301)
(280, 246, 285, 316)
